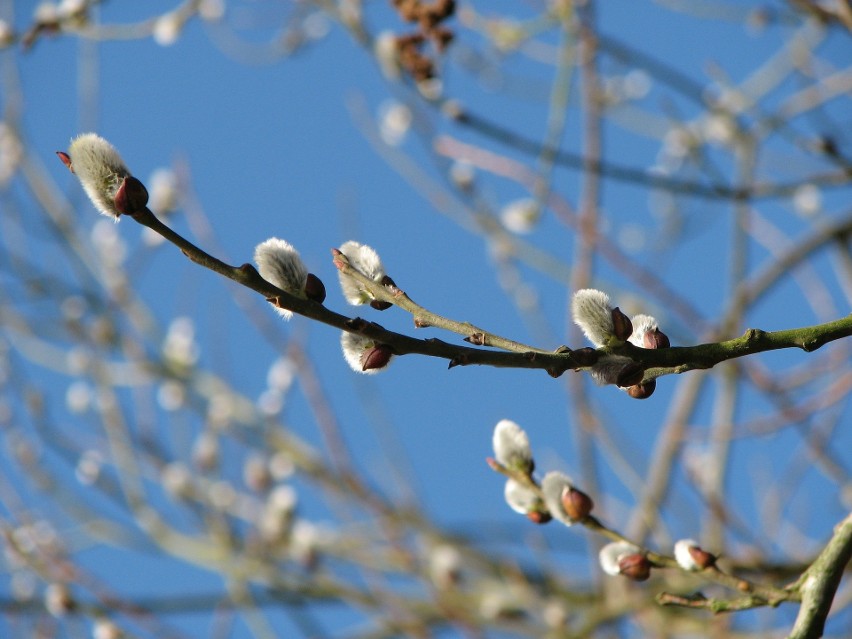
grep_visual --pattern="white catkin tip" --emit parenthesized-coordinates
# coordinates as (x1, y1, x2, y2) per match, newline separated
(337, 240, 386, 305)
(67, 133, 131, 219)
(375, 30, 401, 80)
(93, 618, 122, 639)
(44, 583, 73, 617)
(153, 13, 181, 46)
(428, 543, 462, 588)
(500, 198, 540, 234)
(628, 314, 658, 346)
(492, 419, 533, 471)
(254, 238, 309, 319)
(541, 471, 574, 525)
(571, 289, 615, 347)
(674, 539, 700, 571)
(598, 541, 640, 576)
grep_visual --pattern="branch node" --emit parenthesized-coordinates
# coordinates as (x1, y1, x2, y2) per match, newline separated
(448, 354, 468, 369)
(744, 328, 766, 343)
(465, 332, 486, 346)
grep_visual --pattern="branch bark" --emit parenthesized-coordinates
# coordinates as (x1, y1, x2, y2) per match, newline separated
(788, 512, 852, 639)
(126, 206, 852, 382)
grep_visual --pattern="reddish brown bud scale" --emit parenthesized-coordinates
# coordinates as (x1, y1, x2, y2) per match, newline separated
(526, 510, 552, 525)
(616, 362, 644, 388)
(361, 344, 393, 372)
(561, 487, 594, 521)
(304, 273, 326, 304)
(56, 151, 74, 172)
(113, 176, 149, 216)
(628, 380, 656, 399)
(644, 328, 670, 349)
(370, 299, 393, 311)
(618, 554, 652, 581)
(688, 546, 716, 569)
(611, 307, 633, 342)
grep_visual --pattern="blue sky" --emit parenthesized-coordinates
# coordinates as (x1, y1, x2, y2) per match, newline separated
(2, 0, 852, 636)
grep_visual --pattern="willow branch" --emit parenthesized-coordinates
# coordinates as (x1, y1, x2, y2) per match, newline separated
(788, 512, 852, 639)
(128, 208, 579, 372)
(487, 459, 798, 607)
(331, 248, 550, 354)
(125, 208, 852, 382)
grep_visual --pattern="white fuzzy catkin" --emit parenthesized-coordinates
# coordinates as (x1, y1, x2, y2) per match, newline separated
(674, 538, 701, 571)
(628, 313, 658, 347)
(571, 289, 615, 347)
(541, 471, 575, 526)
(340, 332, 389, 374)
(492, 419, 533, 472)
(503, 478, 538, 515)
(67, 133, 131, 219)
(337, 241, 386, 305)
(254, 238, 309, 319)
(598, 541, 641, 576)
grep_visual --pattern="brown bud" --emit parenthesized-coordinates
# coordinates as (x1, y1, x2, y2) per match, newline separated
(465, 332, 486, 346)
(419, 10, 442, 30)
(397, 0, 420, 22)
(627, 380, 656, 399)
(526, 510, 552, 525)
(370, 299, 393, 311)
(643, 328, 670, 349)
(113, 176, 149, 216)
(361, 344, 393, 372)
(561, 486, 594, 521)
(304, 273, 326, 304)
(611, 307, 633, 342)
(438, 0, 456, 16)
(432, 27, 454, 52)
(688, 546, 716, 569)
(618, 554, 652, 581)
(616, 362, 644, 388)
